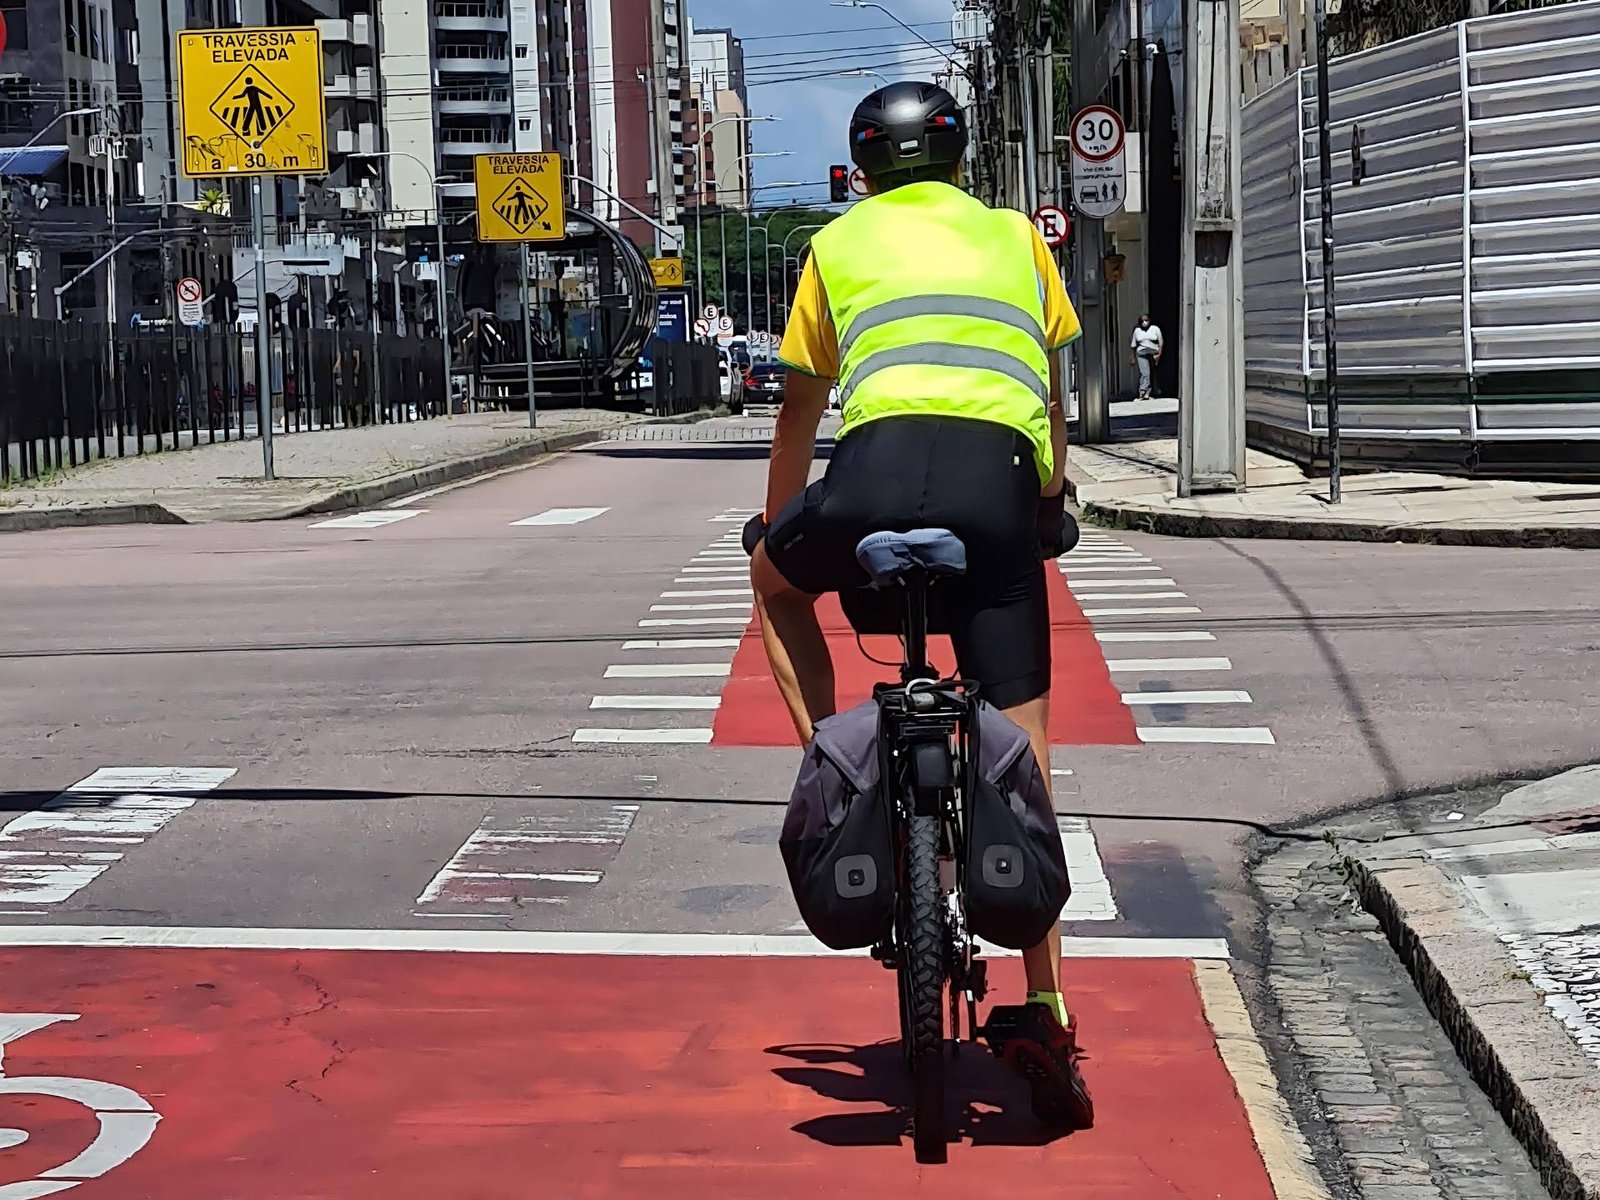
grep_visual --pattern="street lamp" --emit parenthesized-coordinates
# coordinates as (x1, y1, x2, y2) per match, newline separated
(830, 1, 972, 80)
(695, 113, 776, 317)
(780, 223, 829, 323)
(838, 68, 891, 88)
(350, 150, 454, 420)
(716, 150, 791, 321)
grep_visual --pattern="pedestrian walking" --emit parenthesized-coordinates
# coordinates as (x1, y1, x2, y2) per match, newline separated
(1130, 314, 1163, 401)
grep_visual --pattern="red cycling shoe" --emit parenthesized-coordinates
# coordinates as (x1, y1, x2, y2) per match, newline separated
(981, 1003, 1095, 1129)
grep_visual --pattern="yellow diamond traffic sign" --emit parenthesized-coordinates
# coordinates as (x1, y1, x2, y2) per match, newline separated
(475, 153, 566, 242)
(178, 26, 326, 178)
(649, 257, 685, 288)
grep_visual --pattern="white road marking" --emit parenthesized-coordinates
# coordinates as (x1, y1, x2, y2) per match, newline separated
(1068, 577, 1176, 590)
(661, 589, 753, 598)
(1072, 591, 1190, 601)
(571, 728, 715, 744)
(0, 925, 1233, 960)
(590, 695, 722, 710)
(309, 510, 425, 530)
(1058, 817, 1118, 922)
(1064, 557, 1154, 566)
(1105, 656, 1233, 672)
(680, 565, 749, 573)
(1121, 690, 1252, 705)
(1080, 605, 1201, 617)
(510, 506, 611, 526)
(1060, 565, 1163, 573)
(1096, 631, 1217, 643)
(604, 663, 731, 678)
(415, 806, 637, 906)
(0, 768, 236, 905)
(673, 576, 747, 584)
(638, 617, 752, 627)
(1136, 727, 1277, 745)
(649, 602, 751, 612)
(621, 639, 742, 651)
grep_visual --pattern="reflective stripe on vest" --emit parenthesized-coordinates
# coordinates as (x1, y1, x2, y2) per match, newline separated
(809, 182, 1053, 484)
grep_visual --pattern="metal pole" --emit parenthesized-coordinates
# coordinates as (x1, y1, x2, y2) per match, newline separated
(744, 205, 753, 336)
(251, 177, 274, 481)
(520, 241, 538, 429)
(436, 214, 452, 416)
(695, 196, 704, 315)
(103, 114, 117, 421)
(1314, 0, 1340, 503)
(719, 209, 728, 313)
(369, 222, 382, 420)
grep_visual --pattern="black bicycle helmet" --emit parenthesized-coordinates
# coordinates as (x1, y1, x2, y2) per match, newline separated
(849, 81, 968, 180)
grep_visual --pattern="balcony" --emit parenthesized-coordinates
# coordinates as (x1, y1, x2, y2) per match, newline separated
(436, 42, 509, 73)
(315, 14, 372, 47)
(439, 127, 512, 155)
(435, 1, 506, 33)
(438, 86, 512, 116)
(325, 67, 377, 101)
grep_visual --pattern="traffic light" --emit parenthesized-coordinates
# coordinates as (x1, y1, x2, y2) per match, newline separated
(829, 164, 849, 204)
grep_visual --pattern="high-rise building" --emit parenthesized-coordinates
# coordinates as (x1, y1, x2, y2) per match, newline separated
(684, 22, 749, 211)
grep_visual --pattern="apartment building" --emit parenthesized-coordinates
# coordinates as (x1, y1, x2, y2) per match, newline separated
(684, 20, 748, 210)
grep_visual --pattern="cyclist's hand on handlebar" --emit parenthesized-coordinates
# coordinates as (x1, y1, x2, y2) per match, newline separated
(742, 512, 767, 557)
(1037, 491, 1080, 560)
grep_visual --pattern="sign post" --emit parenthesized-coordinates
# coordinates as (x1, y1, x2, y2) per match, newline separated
(1070, 104, 1127, 221)
(475, 153, 566, 428)
(177, 26, 326, 482)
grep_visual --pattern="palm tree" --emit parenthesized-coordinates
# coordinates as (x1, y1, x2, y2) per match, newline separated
(193, 186, 230, 216)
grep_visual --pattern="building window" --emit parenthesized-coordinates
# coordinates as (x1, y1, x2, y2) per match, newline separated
(76, 0, 89, 57)
(518, 117, 531, 131)
(98, 8, 109, 62)
(63, 0, 77, 53)
(515, 44, 528, 57)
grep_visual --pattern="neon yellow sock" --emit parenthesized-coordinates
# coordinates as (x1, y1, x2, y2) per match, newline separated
(1026, 990, 1071, 1026)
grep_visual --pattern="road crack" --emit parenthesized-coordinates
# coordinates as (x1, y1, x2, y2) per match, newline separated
(282, 962, 348, 1103)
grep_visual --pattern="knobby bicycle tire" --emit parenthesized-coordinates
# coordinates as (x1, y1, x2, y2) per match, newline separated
(905, 809, 946, 1164)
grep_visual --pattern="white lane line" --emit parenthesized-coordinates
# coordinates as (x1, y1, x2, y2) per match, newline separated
(1068, 577, 1176, 590)
(660, 590, 753, 599)
(621, 639, 742, 651)
(646, 601, 752, 611)
(511, 506, 611, 526)
(1081, 606, 1202, 618)
(590, 695, 722, 710)
(1096, 631, 1217, 643)
(639, 617, 752, 627)
(415, 806, 637, 906)
(572, 728, 715, 744)
(309, 510, 425, 530)
(1064, 557, 1154, 566)
(1136, 727, 1277, 745)
(1058, 817, 1118, 922)
(0, 925, 1233, 960)
(0, 767, 236, 905)
(1072, 591, 1190, 602)
(674, 576, 747, 585)
(1061, 565, 1163, 574)
(1105, 656, 1233, 672)
(680, 565, 749, 573)
(604, 663, 731, 678)
(1121, 690, 1252, 706)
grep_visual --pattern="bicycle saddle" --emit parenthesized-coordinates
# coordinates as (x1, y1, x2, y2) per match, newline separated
(855, 528, 968, 587)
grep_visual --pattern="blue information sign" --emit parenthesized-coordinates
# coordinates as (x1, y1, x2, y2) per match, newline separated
(655, 292, 690, 343)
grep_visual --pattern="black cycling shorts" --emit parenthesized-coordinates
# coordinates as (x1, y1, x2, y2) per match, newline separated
(763, 415, 1050, 710)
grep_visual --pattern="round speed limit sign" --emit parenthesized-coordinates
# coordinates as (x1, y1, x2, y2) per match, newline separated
(1072, 105, 1125, 162)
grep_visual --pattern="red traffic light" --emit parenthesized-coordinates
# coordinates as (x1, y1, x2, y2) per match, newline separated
(829, 164, 849, 203)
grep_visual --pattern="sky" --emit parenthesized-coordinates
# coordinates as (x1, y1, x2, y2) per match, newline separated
(685, 0, 962, 211)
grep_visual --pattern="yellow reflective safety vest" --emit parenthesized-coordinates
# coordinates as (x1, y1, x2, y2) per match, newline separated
(808, 181, 1053, 484)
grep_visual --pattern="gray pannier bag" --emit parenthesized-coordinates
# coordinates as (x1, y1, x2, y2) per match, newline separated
(779, 696, 1070, 953)
(779, 699, 896, 951)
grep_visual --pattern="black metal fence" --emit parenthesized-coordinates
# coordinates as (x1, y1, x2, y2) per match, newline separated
(0, 317, 446, 484)
(649, 340, 722, 418)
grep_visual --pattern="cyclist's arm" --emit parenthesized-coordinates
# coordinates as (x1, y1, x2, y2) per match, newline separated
(767, 258, 839, 519)
(1045, 355, 1067, 498)
(1032, 226, 1080, 499)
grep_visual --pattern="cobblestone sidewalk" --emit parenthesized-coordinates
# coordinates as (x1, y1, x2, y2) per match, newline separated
(0, 409, 647, 526)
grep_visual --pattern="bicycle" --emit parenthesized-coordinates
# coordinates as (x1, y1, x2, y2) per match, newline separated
(753, 506, 1079, 1164)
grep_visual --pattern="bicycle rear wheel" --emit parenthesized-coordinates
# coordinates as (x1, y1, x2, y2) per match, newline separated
(903, 810, 946, 1164)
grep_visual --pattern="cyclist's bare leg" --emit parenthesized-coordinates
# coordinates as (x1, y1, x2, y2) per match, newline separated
(1002, 694, 1064, 999)
(752, 541, 836, 744)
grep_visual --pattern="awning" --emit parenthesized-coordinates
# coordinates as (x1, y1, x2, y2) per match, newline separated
(0, 144, 69, 177)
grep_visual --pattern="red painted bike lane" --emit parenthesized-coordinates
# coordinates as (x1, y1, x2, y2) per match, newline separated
(1, 944, 1284, 1198)
(714, 568, 1139, 747)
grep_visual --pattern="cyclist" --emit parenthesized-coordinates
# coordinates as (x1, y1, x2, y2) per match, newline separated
(748, 81, 1092, 1127)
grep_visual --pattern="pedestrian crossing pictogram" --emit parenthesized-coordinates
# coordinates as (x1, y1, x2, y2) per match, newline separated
(492, 175, 551, 235)
(209, 65, 295, 149)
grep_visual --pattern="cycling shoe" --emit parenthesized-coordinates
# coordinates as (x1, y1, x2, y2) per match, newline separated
(980, 1003, 1095, 1129)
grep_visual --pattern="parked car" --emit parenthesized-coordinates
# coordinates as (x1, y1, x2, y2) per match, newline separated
(718, 353, 744, 414)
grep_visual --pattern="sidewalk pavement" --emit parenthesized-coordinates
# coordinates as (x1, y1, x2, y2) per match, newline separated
(0, 409, 690, 530)
(1340, 767, 1600, 1197)
(1067, 400, 1600, 548)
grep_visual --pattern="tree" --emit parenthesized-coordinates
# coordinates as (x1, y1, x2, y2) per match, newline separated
(682, 206, 838, 333)
(192, 186, 230, 216)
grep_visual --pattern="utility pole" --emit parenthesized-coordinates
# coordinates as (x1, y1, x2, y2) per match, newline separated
(1177, 0, 1247, 496)
(1070, 0, 1109, 442)
(1313, 0, 1341, 502)
(251, 176, 274, 480)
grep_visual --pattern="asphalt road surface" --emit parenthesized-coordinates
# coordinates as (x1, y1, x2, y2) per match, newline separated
(2, 416, 1593, 1197)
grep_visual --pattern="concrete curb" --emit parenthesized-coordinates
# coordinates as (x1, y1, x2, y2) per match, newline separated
(0, 410, 713, 532)
(1346, 856, 1600, 1200)
(0, 502, 185, 532)
(1083, 499, 1600, 549)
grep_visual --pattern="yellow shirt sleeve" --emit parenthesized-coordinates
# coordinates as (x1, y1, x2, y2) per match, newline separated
(777, 258, 841, 380)
(1031, 226, 1082, 351)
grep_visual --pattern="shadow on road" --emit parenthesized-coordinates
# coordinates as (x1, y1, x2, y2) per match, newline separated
(766, 1040, 1070, 1150)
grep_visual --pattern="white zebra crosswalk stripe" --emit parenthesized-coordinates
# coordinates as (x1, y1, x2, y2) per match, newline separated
(1068, 578, 1177, 590)
(1072, 591, 1189, 601)
(1080, 605, 1201, 617)
(604, 663, 730, 678)
(1096, 631, 1217, 643)
(590, 695, 722, 710)
(1121, 690, 1251, 706)
(0, 767, 236, 905)
(414, 805, 638, 909)
(572, 728, 714, 744)
(1059, 817, 1118, 922)
(1136, 727, 1277, 745)
(309, 510, 424, 530)
(510, 507, 611, 526)
(620, 639, 741, 651)
(1105, 657, 1233, 673)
